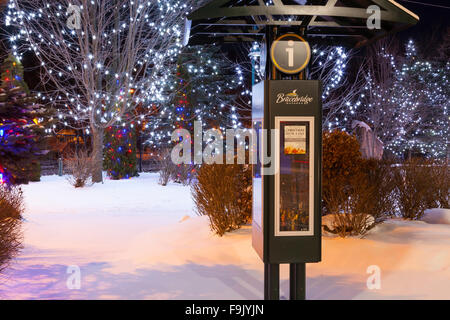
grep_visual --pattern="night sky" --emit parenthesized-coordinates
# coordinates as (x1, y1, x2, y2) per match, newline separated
(394, 0, 449, 41)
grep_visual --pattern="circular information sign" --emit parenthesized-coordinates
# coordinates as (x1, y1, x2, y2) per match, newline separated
(270, 34, 311, 74)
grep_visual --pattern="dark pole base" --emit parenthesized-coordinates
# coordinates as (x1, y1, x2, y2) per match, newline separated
(264, 263, 306, 300)
(264, 263, 280, 300)
(289, 263, 306, 300)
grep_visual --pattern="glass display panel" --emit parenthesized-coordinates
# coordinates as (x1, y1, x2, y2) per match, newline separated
(252, 120, 263, 229)
(275, 117, 314, 236)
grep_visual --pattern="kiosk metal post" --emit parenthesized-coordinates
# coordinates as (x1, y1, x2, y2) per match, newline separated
(251, 26, 322, 300)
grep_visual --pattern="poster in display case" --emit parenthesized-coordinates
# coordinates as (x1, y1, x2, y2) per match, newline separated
(275, 117, 315, 237)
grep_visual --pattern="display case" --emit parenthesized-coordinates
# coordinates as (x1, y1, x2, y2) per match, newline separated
(252, 80, 322, 264)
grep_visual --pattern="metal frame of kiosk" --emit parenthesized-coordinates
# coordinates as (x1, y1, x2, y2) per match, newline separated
(252, 80, 322, 300)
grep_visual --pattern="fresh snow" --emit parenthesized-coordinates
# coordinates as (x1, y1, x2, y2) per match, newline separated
(422, 208, 450, 225)
(0, 173, 449, 300)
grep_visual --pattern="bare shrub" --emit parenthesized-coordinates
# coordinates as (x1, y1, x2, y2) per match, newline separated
(171, 164, 197, 186)
(324, 213, 375, 238)
(361, 159, 397, 221)
(0, 185, 24, 273)
(393, 159, 434, 220)
(158, 149, 197, 186)
(191, 163, 252, 236)
(0, 185, 24, 220)
(427, 161, 449, 209)
(64, 149, 95, 188)
(322, 131, 394, 236)
(157, 149, 176, 186)
(323, 171, 377, 237)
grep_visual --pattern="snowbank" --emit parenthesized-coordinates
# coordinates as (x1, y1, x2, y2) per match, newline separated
(422, 208, 450, 225)
(0, 173, 449, 299)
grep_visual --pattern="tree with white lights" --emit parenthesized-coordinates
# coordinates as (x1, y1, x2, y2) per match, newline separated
(5, 0, 196, 182)
(147, 45, 244, 149)
(308, 46, 366, 130)
(359, 38, 449, 159)
(402, 40, 449, 159)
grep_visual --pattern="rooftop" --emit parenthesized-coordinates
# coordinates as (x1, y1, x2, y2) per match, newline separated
(186, 0, 419, 47)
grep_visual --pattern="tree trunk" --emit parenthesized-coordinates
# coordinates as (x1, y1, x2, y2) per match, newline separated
(91, 127, 104, 183)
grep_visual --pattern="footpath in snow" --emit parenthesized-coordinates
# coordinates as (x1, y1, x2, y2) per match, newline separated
(0, 173, 449, 299)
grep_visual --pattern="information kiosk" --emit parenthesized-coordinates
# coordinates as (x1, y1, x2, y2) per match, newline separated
(187, 0, 419, 300)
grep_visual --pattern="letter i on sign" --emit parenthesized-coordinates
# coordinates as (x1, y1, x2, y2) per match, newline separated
(286, 40, 295, 67)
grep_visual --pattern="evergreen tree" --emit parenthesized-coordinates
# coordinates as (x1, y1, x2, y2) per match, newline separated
(104, 126, 139, 180)
(0, 55, 47, 184)
(1, 55, 30, 93)
(0, 88, 39, 184)
(102, 88, 140, 180)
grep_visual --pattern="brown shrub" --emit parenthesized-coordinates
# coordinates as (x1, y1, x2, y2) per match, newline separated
(0, 185, 24, 220)
(322, 131, 395, 236)
(191, 163, 252, 236)
(171, 164, 197, 186)
(64, 149, 94, 188)
(0, 185, 24, 273)
(157, 149, 176, 186)
(427, 161, 449, 209)
(393, 158, 435, 220)
(322, 130, 363, 215)
(323, 170, 377, 237)
(324, 213, 375, 238)
(157, 149, 197, 186)
(360, 159, 397, 221)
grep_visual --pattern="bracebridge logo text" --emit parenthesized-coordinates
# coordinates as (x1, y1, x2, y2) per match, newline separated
(276, 89, 313, 105)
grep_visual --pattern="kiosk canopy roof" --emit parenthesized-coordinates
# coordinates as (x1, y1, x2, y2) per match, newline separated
(186, 0, 419, 47)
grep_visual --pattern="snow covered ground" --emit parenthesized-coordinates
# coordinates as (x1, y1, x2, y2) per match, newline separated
(0, 173, 449, 300)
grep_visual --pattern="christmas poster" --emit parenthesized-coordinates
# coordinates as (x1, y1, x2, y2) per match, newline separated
(284, 125, 307, 155)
